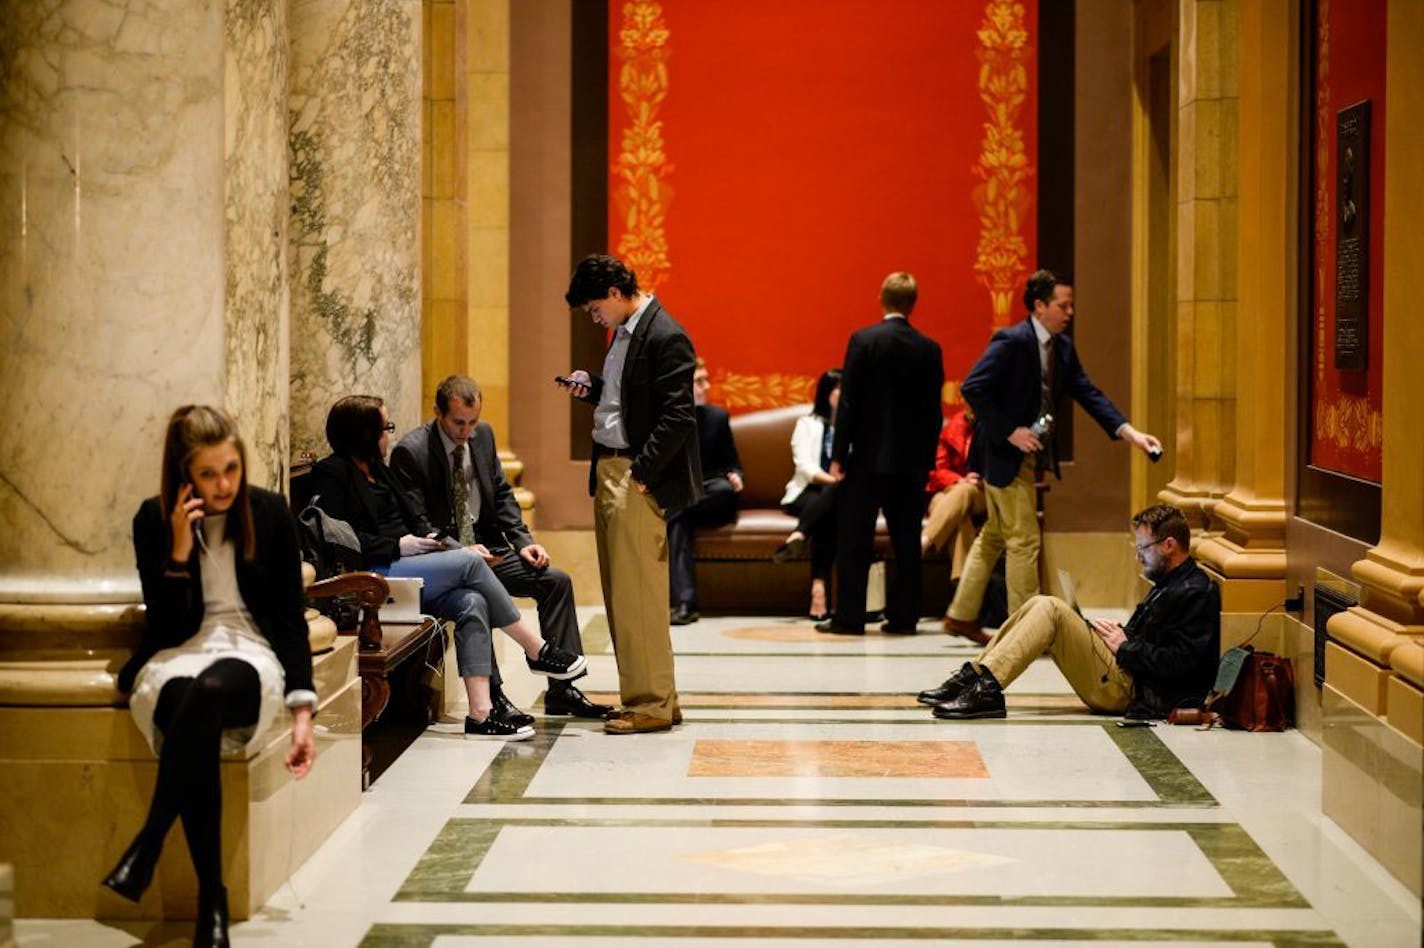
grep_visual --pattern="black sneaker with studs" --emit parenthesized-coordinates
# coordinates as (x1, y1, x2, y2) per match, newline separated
(525, 642, 588, 680)
(464, 714, 534, 741)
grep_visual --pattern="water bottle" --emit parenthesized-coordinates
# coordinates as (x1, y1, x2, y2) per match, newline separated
(1029, 413, 1053, 438)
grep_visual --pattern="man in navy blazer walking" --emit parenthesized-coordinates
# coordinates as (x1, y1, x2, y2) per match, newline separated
(944, 269, 1161, 643)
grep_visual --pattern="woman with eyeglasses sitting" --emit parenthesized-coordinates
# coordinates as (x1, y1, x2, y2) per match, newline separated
(309, 395, 585, 741)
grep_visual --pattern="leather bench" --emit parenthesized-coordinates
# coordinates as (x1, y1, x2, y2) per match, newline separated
(691, 404, 954, 616)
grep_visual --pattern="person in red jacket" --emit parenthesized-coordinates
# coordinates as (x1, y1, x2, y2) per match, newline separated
(922, 405, 986, 619)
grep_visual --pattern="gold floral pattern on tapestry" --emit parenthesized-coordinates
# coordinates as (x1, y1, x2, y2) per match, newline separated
(613, 1, 673, 292)
(714, 372, 817, 412)
(972, 0, 1034, 328)
(1314, 395, 1382, 456)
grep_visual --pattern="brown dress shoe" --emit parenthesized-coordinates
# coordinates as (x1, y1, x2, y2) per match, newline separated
(605, 711, 674, 734)
(943, 616, 990, 644)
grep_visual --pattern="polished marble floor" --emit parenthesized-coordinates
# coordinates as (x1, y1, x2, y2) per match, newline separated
(18, 612, 1420, 947)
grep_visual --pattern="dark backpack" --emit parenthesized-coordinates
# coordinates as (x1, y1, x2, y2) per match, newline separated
(296, 497, 365, 580)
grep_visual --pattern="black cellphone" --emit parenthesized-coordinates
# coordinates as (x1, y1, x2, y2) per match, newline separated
(554, 375, 580, 387)
(1115, 718, 1155, 728)
(181, 477, 207, 552)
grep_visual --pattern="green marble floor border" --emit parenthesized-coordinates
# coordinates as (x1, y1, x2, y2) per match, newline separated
(361, 922, 1343, 947)
(393, 817, 1306, 909)
(466, 722, 1217, 809)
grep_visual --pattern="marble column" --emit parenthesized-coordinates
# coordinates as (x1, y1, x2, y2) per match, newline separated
(1192, 0, 1289, 611)
(225, 0, 293, 489)
(0, 2, 227, 633)
(288, 0, 423, 458)
(1158, 0, 1240, 531)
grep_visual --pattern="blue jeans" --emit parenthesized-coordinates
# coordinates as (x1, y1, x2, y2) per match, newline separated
(381, 548, 521, 677)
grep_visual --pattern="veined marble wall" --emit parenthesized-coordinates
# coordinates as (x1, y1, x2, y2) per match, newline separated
(0, 0, 227, 593)
(225, 0, 293, 491)
(288, 0, 423, 459)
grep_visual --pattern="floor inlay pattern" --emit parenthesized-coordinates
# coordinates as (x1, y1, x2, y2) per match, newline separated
(21, 614, 1417, 946)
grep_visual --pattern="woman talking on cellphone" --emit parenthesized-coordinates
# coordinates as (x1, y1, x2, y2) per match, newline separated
(104, 405, 317, 948)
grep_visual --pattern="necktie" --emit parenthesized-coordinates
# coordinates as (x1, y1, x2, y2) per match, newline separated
(451, 443, 475, 546)
(1041, 336, 1058, 417)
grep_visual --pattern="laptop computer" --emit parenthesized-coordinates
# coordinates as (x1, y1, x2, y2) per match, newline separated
(382, 576, 425, 624)
(1056, 568, 1087, 621)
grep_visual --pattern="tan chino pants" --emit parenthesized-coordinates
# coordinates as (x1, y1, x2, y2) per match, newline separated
(922, 479, 987, 581)
(593, 456, 680, 721)
(947, 455, 1040, 621)
(976, 595, 1132, 714)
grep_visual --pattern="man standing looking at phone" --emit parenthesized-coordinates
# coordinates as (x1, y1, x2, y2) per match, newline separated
(559, 254, 701, 734)
(391, 375, 610, 720)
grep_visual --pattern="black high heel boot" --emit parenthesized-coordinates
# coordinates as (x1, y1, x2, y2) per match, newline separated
(101, 835, 159, 903)
(194, 885, 230, 948)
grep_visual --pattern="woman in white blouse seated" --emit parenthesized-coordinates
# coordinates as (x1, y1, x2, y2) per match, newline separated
(774, 369, 842, 620)
(105, 406, 316, 948)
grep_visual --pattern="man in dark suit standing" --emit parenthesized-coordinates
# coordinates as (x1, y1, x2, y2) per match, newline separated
(943, 269, 1162, 644)
(560, 254, 701, 734)
(390, 375, 612, 719)
(817, 272, 945, 635)
(666, 357, 744, 625)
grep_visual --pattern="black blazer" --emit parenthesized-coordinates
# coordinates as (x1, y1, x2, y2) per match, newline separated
(308, 454, 435, 568)
(119, 487, 314, 697)
(1115, 557, 1221, 719)
(579, 298, 703, 511)
(389, 420, 534, 553)
(832, 317, 944, 477)
(961, 318, 1128, 488)
(696, 404, 742, 481)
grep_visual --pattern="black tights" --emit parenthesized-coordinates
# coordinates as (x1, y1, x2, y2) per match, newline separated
(134, 658, 260, 892)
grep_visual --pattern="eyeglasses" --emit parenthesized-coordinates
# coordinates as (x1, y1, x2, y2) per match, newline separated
(382, 422, 397, 433)
(1134, 536, 1166, 554)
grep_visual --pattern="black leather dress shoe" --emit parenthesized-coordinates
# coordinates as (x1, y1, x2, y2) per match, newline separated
(814, 618, 863, 635)
(880, 621, 918, 635)
(670, 602, 699, 625)
(931, 669, 1006, 719)
(491, 689, 535, 728)
(545, 683, 614, 719)
(916, 662, 980, 705)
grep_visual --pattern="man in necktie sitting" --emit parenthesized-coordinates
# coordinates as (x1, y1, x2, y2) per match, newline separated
(918, 504, 1219, 721)
(391, 375, 611, 720)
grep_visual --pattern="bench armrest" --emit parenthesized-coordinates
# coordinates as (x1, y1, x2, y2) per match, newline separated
(307, 571, 390, 652)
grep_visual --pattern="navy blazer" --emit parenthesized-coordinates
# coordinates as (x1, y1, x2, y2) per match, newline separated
(696, 404, 742, 481)
(961, 318, 1127, 488)
(120, 487, 314, 697)
(832, 317, 944, 477)
(389, 420, 533, 553)
(578, 298, 703, 511)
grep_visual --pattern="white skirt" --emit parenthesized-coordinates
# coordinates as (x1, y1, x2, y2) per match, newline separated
(129, 618, 287, 757)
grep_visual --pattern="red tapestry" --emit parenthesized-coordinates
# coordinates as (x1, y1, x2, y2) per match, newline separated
(1309, 0, 1385, 482)
(609, 0, 1038, 413)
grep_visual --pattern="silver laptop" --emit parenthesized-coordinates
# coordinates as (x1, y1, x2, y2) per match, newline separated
(1056, 568, 1086, 620)
(382, 576, 425, 624)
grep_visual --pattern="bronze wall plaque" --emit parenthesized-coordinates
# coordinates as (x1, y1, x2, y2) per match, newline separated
(1334, 100, 1370, 371)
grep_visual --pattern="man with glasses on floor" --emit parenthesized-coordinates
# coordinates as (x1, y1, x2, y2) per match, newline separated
(918, 504, 1219, 720)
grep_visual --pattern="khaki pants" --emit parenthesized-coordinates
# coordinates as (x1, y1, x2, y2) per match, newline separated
(923, 480, 987, 580)
(947, 455, 1040, 621)
(976, 595, 1132, 713)
(594, 456, 680, 721)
